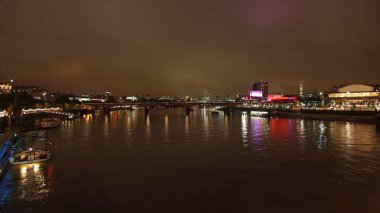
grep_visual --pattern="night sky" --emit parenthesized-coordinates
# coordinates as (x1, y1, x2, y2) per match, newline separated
(0, 0, 379, 96)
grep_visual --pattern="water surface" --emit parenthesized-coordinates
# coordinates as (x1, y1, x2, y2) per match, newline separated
(1, 109, 380, 212)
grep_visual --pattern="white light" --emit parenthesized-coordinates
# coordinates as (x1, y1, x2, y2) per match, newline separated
(33, 164, 40, 172)
(21, 166, 27, 174)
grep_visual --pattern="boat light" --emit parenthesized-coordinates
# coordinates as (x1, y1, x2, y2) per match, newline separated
(21, 166, 27, 174)
(33, 164, 40, 172)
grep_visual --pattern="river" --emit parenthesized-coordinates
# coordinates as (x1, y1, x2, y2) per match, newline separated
(1, 108, 380, 212)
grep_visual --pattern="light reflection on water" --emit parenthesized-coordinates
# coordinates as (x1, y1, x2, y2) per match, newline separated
(18, 164, 49, 201)
(185, 115, 190, 136)
(317, 121, 327, 150)
(201, 108, 209, 139)
(145, 114, 151, 143)
(223, 115, 229, 138)
(241, 112, 248, 146)
(0, 163, 53, 211)
(164, 114, 169, 143)
(1, 108, 380, 212)
(104, 114, 110, 139)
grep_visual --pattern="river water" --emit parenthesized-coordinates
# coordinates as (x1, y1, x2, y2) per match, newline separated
(1, 108, 380, 212)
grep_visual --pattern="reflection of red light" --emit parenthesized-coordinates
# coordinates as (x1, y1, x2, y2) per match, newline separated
(47, 164, 55, 192)
(269, 119, 295, 141)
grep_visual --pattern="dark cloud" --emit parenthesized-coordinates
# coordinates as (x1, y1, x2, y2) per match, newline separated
(1, 0, 379, 96)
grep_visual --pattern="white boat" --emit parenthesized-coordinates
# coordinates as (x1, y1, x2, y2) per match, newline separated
(9, 154, 52, 165)
(250, 111, 269, 117)
(9, 135, 52, 165)
(37, 118, 61, 129)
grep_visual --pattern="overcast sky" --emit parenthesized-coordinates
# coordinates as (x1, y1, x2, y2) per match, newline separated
(1, 0, 379, 96)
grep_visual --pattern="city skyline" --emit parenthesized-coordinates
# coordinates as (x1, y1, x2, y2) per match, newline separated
(1, 1, 380, 212)
(1, 0, 380, 96)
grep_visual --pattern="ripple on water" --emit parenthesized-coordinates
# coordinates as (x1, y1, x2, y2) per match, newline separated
(1, 109, 380, 212)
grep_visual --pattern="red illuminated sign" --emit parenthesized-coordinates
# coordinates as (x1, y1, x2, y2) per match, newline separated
(268, 95, 297, 102)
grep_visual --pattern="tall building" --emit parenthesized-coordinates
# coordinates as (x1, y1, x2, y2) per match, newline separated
(299, 82, 304, 98)
(252, 81, 268, 98)
(203, 90, 210, 102)
(105, 92, 112, 98)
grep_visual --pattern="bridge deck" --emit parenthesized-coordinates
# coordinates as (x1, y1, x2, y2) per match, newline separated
(83, 102, 242, 108)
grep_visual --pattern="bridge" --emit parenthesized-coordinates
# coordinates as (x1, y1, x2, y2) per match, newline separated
(82, 102, 243, 109)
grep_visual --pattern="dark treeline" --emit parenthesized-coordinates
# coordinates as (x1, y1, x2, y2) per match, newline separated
(0, 93, 37, 110)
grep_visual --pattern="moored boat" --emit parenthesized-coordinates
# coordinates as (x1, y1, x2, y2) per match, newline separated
(211, 110, 219, 115)
(211, 107, 220, 115)
(37, 118, 62, 129)
(250, 110, 270, 117)
(9, 132, 52, 165)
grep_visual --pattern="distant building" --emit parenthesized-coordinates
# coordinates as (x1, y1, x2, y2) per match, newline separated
(303, 92, 323, 108)
(12, 85, 47, 95)
(47, 93, 76, 103)
(0, 82, 12, 94)
(203, 90, 210, 102)
(236, 94, 250, 101)
(125, 96, 138, 102)
(105, 92, 112, 97)
(75, 95, 106, 103)
(267, 94, 297, 103)
(327, 84, 380, 110)
(249, 90, 263, 99)
(252, 81, 268, 98)
(299, 82, 304, 98)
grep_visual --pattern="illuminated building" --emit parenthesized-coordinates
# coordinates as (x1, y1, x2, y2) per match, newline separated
(12, 86, 48, 99)
(264, 94, 298, 109)
(75, 95, 106, 103)
(252, 81, 268, 98)
(236, 94, 250, 101)
(105, 92, 112, 97)
(125, 96, 138, 101)
(327, 84, 380, 110)
(249, 90, 263, 99)
(0, 82, 12, 94)
(267, 94, 297, 103)
(203, 90, 210, 102)
(299, 82, 304, 98)
(303, 92, 323, 108)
